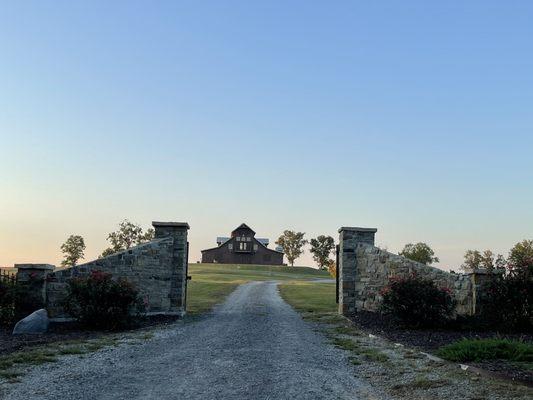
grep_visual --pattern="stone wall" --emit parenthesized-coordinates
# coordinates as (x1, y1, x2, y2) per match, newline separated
(16, 221, 190, 320)
(338, 227, 495, 317)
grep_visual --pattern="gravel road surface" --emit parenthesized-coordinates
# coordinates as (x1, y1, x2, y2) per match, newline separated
(3, 282, 383, 400)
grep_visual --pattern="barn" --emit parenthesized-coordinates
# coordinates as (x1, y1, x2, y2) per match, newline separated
(201, 223, 284, 265)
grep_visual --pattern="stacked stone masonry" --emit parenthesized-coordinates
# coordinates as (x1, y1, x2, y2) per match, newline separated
(338, 227, 496, 317)
(15, 222, 189, 320)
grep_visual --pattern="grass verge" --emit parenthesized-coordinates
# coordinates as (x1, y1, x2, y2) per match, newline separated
(277, 281, 336, 314)
(0, 336, 121, 383)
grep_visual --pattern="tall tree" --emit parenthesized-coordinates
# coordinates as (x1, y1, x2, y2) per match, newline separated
(101, 220, 155, 257)
(309, 235, 335, 270)
(276, 230, 308, 267)
(507, 239, 533, 278)
(60, 235, 86, 267)
(399, 243, 439, 265)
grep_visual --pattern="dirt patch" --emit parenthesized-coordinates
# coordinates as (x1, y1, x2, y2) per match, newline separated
(348, 311, 533, 386)
(0, 315, 180, 356)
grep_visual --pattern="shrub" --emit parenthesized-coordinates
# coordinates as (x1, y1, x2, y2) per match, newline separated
(0, 279, 17, 326)
(0, 275, 44, 326)
(437, 338, 533, 362)
(380, 275, 456, 328)
(478, 274, 532, 331)
(64, 271, 144, 330)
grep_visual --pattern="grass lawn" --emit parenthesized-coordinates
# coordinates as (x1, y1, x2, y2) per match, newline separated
(186, 263, 330, 315)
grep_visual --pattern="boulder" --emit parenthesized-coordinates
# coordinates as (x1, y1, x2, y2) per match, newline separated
(12, 309, 49, 335)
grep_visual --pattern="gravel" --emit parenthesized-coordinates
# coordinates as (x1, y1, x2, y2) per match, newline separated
(1, 282, 384, 400)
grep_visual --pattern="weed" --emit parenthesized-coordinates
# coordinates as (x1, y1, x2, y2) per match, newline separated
(331, 337, 361, 352)
(360, 348, 389, 363)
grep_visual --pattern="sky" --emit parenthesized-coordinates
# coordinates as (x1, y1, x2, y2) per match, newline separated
(1, 1, 532, 270)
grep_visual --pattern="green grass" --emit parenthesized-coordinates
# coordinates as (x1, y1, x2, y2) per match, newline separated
(331, 337, 362, 352)
(277, 281, 336, 314)
(437, 338, 533, 363)
(189, 263, 329, 283)
(187, 263, 329, 315)
(360, 348, 389, 362)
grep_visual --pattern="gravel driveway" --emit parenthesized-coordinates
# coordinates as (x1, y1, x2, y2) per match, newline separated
(3, 282, 383, 400)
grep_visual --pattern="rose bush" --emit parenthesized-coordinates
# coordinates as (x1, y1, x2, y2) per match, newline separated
(380, 274, 456, 328)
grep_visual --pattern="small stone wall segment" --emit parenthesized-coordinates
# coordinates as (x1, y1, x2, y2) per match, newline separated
(338, 227, 492, 317)
(16, 221, 190, 319)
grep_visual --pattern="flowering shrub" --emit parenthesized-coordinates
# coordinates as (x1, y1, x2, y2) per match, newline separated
(380, 275, 456, 328)
(478, 274, 532, 331)
(64, 271, 144, 330)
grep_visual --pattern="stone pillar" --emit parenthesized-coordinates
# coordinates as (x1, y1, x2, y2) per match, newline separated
(15, 264, 55, 307)
(469, 268, 503, 315)
(338, 227, 377, 316)
(152, 222, 190, 315)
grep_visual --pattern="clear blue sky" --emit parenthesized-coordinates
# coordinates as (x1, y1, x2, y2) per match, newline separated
(1, 1, 532, 269)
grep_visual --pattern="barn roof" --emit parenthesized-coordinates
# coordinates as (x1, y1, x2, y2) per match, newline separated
(231, 223, 256, 235)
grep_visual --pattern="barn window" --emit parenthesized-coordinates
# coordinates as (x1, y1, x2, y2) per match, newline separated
(246, 237, 251, 242)
(228, 244, 233, 250)
(236, 237, 241, 241)
(253, 244, 258, 251)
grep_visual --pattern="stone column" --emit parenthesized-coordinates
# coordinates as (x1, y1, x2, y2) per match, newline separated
(338, 227, 377, 316)
(152, 222, 190, 315)
(469, 268, 503, 315)
(15, 264, 55, 308)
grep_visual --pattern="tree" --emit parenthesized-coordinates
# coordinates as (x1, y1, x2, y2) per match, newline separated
(461, 250, 483, 272)
(507, 239, 533, 278)
(309, 235, 335, 270)
(399, 243, 439, 265)
(101, 220, 155, 257)
(276, 230, 308, 267)
(60, 235, 86, 267)
(461, 249, 506, 272)
(327, 259, 336, 278)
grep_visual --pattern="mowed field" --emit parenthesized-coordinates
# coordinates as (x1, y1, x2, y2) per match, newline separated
(186, 263, 334, 315)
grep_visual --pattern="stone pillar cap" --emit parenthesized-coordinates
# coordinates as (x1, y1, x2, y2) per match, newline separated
(15, 264, 55, 270)
(338, 227, 377, 233)
(152, 221, 190, 229)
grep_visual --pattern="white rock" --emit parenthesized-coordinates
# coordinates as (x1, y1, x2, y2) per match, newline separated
(13, 309, 49, 335)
